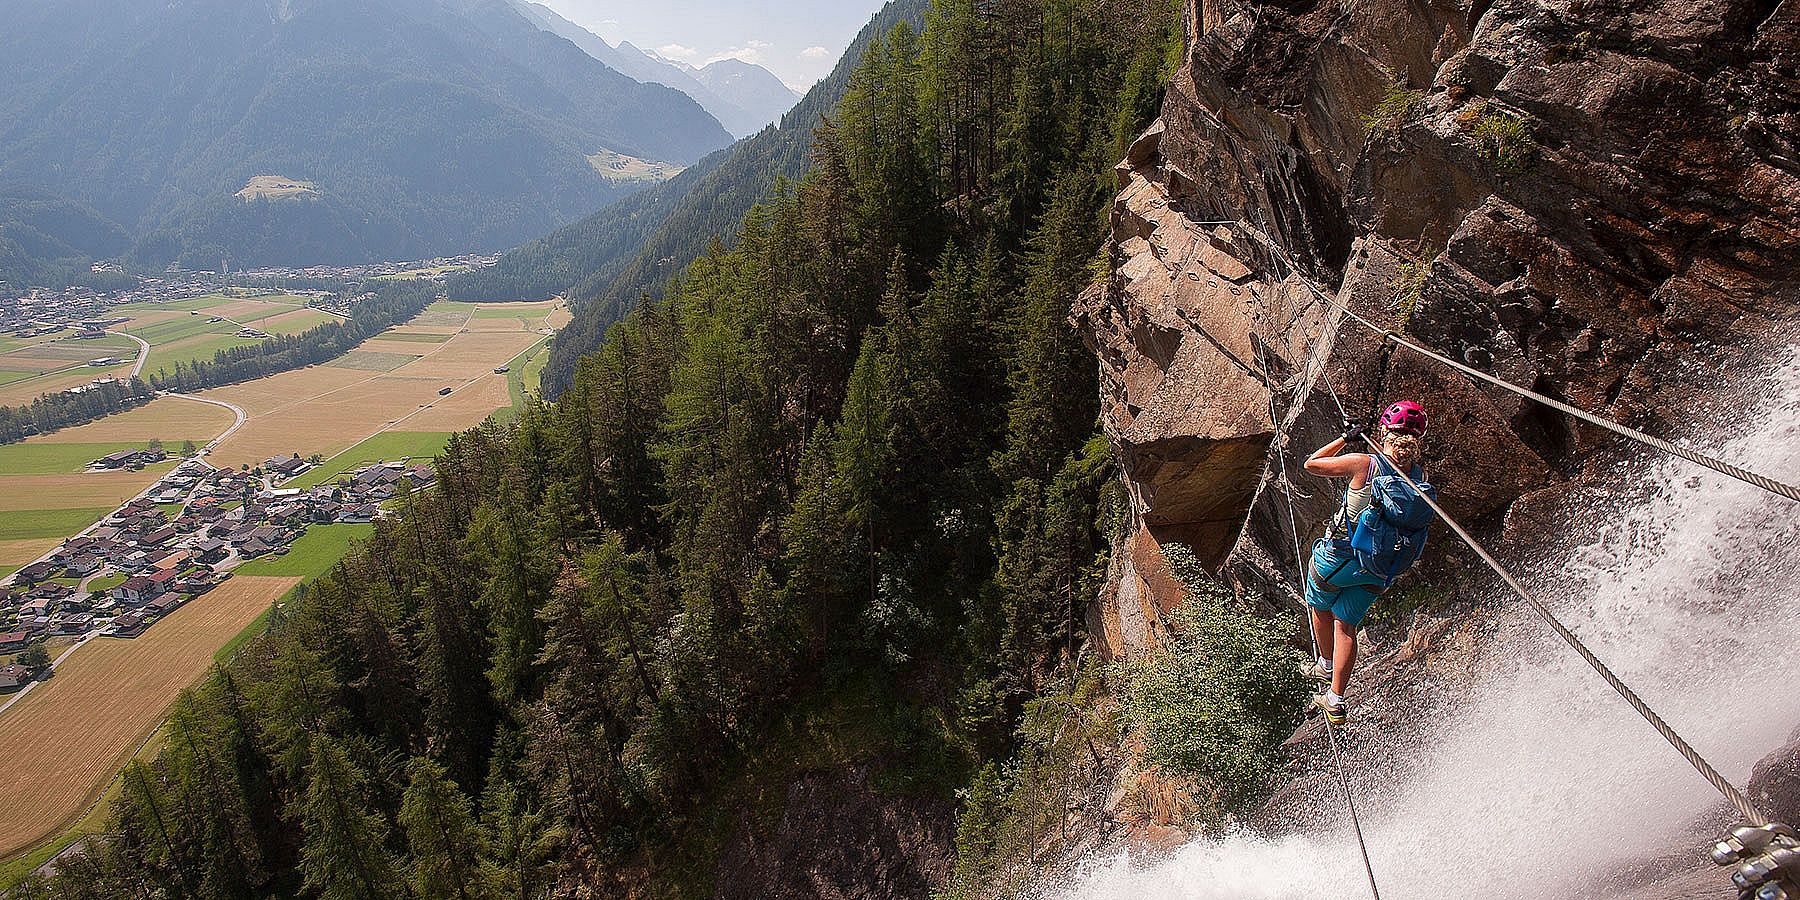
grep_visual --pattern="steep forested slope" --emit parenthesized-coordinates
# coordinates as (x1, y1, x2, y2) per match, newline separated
(0, 189, 133, 291)
(0, 0, 731, 270)
(452, 0, 933, 397)
(16, 2, 1185, 897)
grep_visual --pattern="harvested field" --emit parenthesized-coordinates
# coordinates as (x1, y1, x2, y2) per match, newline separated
(390, 332, 539, 378)
(466, 316, 527, 332)
(0, 473, 162, 512)
(204, 374, 449, 468)
(346, 340, 435, 357)
(32, 398, 235, 444)
(374, 330, 453, 343)
(328, 350, 421, 371)
(405, 375, 511, 431)
(206, 366, 368, 417)
(405, 311, 470, 328)
(0, 575, 299, 857)
(471, 300, 562, 317)
(0, 357, 73, 374)
(0, 540, 59, 567)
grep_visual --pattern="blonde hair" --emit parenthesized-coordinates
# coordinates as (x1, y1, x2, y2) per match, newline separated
(1384, 432, 1423, 469)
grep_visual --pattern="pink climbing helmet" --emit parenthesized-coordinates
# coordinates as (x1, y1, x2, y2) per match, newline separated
(1379, 400, 1429, 436)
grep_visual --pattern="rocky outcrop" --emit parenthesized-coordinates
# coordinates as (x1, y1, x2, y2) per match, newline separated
(1077, 0, 1800, 656)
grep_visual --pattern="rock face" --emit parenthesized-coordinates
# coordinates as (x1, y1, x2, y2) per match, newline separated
(1077, 0, 1800, 655)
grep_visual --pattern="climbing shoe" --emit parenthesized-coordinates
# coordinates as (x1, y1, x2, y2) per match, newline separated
(1305, 661, 1332, 686)
(1312, 693, 1347, 727)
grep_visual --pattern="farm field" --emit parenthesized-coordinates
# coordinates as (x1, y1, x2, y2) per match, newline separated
(199, 306, 541, 468)
(117, 291, 318, 379)
(0, 575, 299, 858)
(0, 329, 135, 406)
(26, 396, 236, 445)
(0, 297, 566, 868)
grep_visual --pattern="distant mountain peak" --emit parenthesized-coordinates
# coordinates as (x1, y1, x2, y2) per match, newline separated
(514, 10, 797, 137)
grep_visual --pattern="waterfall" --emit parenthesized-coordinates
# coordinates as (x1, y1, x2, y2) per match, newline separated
(1066, 349, 1800, 899)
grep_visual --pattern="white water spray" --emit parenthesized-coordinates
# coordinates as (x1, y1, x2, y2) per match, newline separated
(1067, 350, 1800, 899)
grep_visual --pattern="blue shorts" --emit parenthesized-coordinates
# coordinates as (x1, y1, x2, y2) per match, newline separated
(1304, 537, 1387, 628)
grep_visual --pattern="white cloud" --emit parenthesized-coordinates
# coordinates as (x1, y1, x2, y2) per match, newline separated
(656, 43, 698, 60)
(799, 46, 830, 60)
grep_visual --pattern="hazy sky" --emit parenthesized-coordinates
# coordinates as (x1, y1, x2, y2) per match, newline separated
(534, 0, 890, 90)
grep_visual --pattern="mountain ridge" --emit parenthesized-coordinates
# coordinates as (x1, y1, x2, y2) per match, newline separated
(511, 2, 799, 137)
(0, 0, 732, 271)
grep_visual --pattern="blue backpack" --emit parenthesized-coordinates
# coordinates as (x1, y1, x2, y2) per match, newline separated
(1348, 457, 1437, 585)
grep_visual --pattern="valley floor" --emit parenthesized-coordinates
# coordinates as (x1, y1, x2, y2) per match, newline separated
(0, 297, 568, 871)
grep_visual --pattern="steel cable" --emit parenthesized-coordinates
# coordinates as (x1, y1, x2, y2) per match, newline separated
(1251, 295, 1385, 900)
(1229, 221, 1800, 505)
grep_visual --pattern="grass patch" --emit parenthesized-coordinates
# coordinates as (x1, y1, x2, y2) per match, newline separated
(1390, 245, 1440, 332)
(289, 432, 450, 489)
(0, 508, 116, 541)
(0, 371, 39, 387)
(326, 351, 420, 372)
(232, 524, 374, 579)
(87, 573, 127, 592)
(376, 330, 453, 343)
(1469, 105, 1535, 176)
(1362, 82, 1424, 135)
(0, 443, 173, 475)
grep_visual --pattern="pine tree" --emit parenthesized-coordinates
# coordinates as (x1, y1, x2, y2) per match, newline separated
(399, 757, 494, 900)
(298, 735, 402, 900)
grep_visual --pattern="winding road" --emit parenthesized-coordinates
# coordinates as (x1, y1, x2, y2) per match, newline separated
(105, 330, 150, 379)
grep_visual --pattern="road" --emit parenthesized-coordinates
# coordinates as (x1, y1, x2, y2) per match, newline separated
(105, 331, 150, 379)
(165, 393, 247, 454)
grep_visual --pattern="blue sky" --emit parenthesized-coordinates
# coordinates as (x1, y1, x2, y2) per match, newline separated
(534, 0, 891, 90)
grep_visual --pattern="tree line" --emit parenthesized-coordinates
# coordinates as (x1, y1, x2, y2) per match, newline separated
(147, 282, 439, 394)
(0, 377, 155, 445)
(13, 2, 1193, 896)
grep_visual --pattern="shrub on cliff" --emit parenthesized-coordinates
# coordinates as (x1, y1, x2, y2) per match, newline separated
(1117, 547, 1310, 817)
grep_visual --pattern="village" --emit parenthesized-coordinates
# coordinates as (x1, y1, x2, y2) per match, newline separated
(0, 449, 435, 692)
(0, 252, 498, 314)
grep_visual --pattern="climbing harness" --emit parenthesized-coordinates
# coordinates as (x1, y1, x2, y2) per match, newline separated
(1249, 293, 1384, 900)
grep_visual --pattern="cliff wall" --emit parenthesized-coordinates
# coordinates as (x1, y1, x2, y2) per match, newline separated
(1078, 0, 1800, 654)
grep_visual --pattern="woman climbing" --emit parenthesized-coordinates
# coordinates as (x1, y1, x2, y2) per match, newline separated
(1302, 400, 1435, 726)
